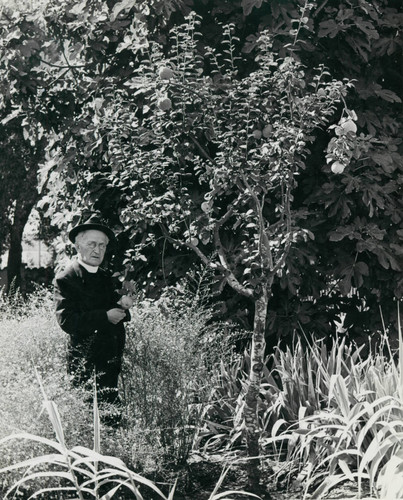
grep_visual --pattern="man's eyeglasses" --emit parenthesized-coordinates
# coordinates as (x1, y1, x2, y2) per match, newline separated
(86, 242, 107, 251)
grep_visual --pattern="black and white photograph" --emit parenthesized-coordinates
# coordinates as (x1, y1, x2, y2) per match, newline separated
(0, 0, 402, 498)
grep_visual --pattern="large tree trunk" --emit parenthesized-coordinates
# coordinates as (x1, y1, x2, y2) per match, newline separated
(6, 224, 24, 292)
(243, 287, 269, 494)
(1, 129, 44, 294)
(6, 180, 40, 294)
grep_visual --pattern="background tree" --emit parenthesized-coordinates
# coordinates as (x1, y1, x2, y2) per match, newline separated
(0, 0, 76, 290)
(111, 19, 358, 488)
(1, 0, 401, 338)
(35, 0, 403, 341)
(0, 125, 45, 291)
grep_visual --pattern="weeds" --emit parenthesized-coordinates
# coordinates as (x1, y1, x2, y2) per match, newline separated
(261, 328, 403, 499)
(121, 284, 242, 467)
(2, 284, 403, 499)
(0, 368, 260, 499)
(0, 284, 250, 498)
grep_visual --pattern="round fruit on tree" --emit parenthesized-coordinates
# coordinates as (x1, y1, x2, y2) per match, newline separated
(157, 97, 172, 111)
(331, 161, 345, 174)
(340, 119, 357, 134)
(262, 125, 272, 138)
(158, 66, 174, 80)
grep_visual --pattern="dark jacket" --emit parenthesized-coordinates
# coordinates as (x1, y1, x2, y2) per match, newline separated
(54, 260, 128, 377)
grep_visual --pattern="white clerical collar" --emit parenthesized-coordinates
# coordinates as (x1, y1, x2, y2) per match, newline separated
(77, 257, 99, 274)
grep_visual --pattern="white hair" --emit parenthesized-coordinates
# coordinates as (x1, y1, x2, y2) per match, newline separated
(74, 230, 109, 250)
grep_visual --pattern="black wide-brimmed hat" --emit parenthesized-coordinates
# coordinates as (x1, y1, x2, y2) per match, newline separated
(68, 213, 116, 243)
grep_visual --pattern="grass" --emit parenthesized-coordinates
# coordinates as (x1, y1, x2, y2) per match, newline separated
(0, 285, 254, 499)
(2, 284, 403, 499)
(0, 367, 260, 499)
(259, 324, 403, 499)
(196, 312, 403, 499)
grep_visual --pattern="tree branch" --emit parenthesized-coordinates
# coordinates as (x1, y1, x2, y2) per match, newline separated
(240, 174, 273, 270)
(314, 0, 330, 17)
(189, 135, 214, 162)
(159, 223, 211, 266)
(213, 207, 254, 298)
(38, 56, 86, 69)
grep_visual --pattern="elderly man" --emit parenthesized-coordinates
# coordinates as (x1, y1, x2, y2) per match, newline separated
(54, 213, 129, 412)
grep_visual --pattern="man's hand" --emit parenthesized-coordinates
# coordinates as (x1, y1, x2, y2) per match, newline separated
(107, 308, 127, 324)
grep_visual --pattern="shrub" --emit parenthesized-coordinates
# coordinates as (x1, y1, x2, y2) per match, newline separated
(0, 285, 258, 498)
(0, 287, 95, 496)
(0, 283, 246, 497)
(197, 321, 403, 498)
(120, 282, 242, 467)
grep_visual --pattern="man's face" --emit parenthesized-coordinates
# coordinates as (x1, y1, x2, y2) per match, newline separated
(75, 230, 109, 267)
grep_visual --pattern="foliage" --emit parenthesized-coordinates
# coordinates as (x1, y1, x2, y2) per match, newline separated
(0, 285, 256, 498)
(120, 279, 240, 467)
(101, 15, 350, 298)
(4, 283, 403, 498)
(196, 0, 403, 340)
(198, 319, 403, 498)
(1, 0, 402, 491)
(194, 353, 249, 454)
(0, 373, 178, 500)
(0, 0, 402, 337)
(91, 17, 360, 482)
(0, 374, 261, 500)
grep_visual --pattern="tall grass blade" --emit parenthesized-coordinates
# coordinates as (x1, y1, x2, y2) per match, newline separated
(356, 401, 403, 450)
(93, 373, 101, 455)
(78, 463, 169, 499)
(0, 433, 64, 454)
(4, 470, 82, 498)
(377, 453, 403, 499)
(398, 302, 403, 403)
(89, 475, 145, 499)
(208, 468, 229, 499)
(34, 366, 66, 448)
(311, 473, 350, 499)
(167, 478, 178, 500)
(93, 374, 100, 498)
(328, 375, 350, 418)
(99, 479, 143, 500)
(0, 453, 67, 474)
(70, 447, 127, 469)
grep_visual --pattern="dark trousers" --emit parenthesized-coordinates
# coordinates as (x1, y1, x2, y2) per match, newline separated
(68, 349, 122, 405)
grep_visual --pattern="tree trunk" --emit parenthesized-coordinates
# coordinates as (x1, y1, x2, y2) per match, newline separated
(6, 223, 23, 293)
(6, 185, 40, 294)
(243, 287, 269, 494)
(1, 129, 45, 295)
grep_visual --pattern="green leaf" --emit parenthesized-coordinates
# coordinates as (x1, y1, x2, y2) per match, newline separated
(329, 227, 353, 242)
(374, 87, 402, 103)
(356, 19, 379, 39)
(318, 20, 340, 38)
(241, 0, 263, 16)
(311, 473, 349, 498)
(110, 0, 137, 21)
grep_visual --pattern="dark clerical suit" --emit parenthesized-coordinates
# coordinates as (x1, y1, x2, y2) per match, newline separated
(54, 259, 128, 403)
